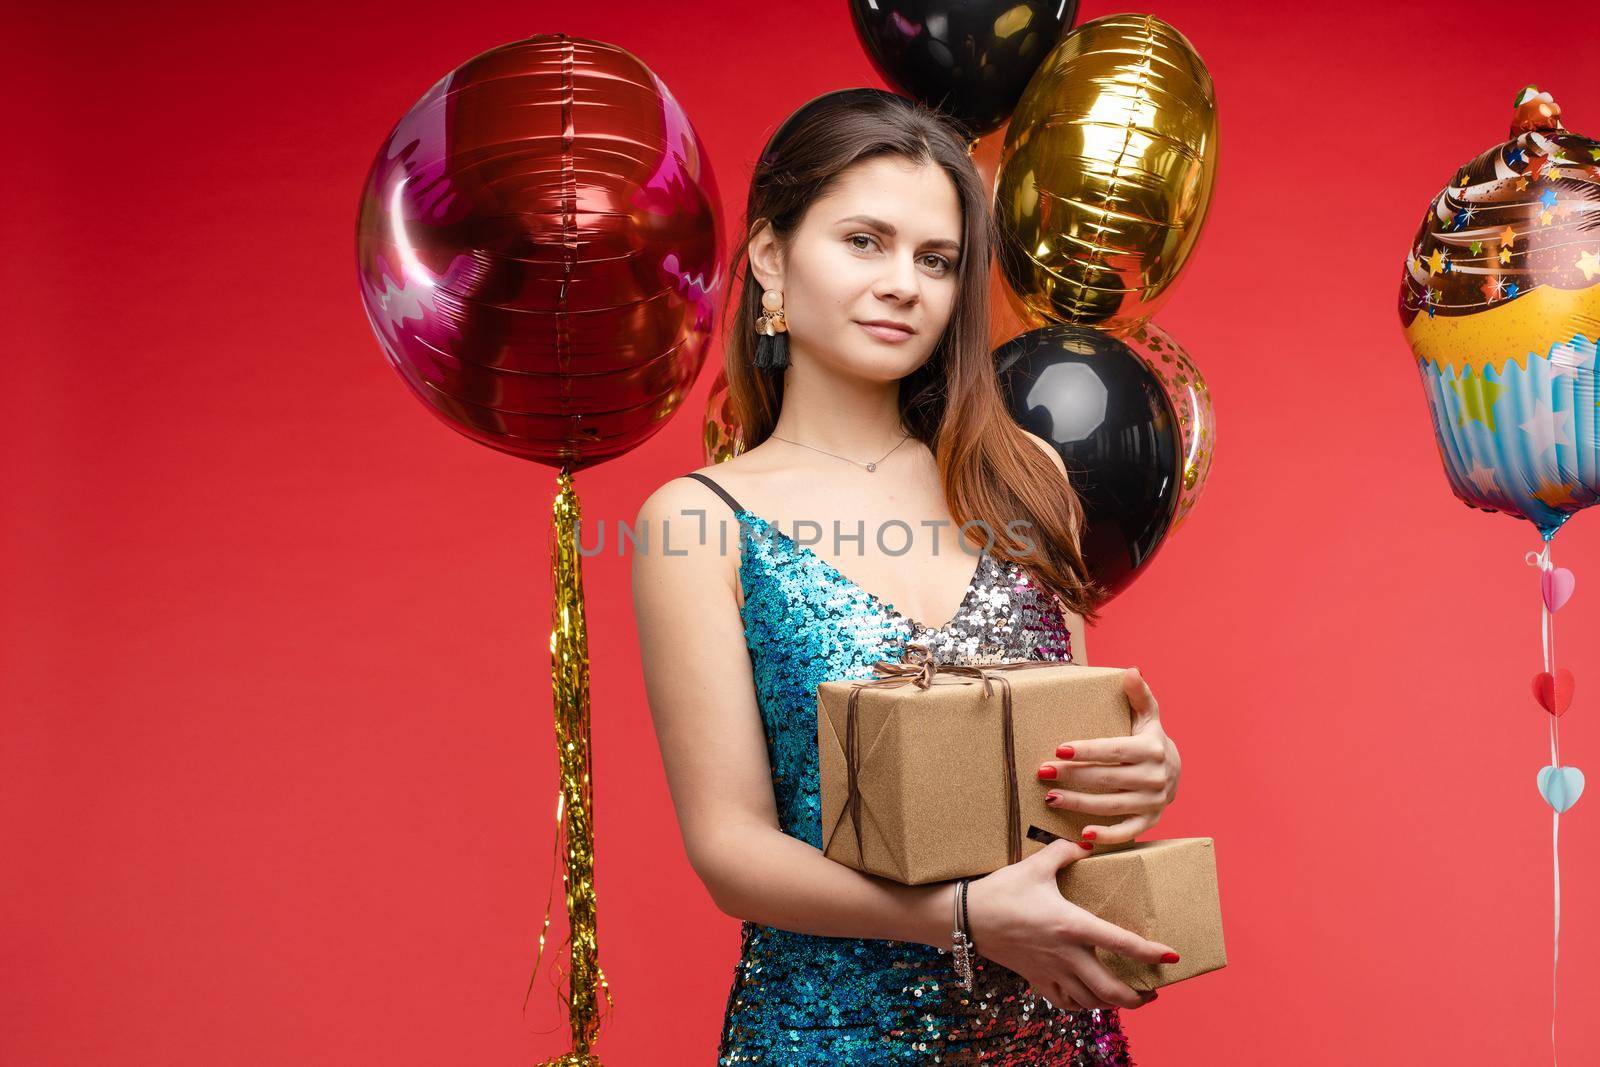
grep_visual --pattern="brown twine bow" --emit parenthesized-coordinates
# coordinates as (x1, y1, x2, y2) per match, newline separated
(842, 642, 1061, 870)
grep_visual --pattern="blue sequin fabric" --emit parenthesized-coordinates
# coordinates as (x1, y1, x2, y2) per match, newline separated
(684, 473, 1133, 1066)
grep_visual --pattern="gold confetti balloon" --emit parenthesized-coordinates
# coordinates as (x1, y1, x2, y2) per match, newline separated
(1124, 321, 1215, 532)
(701, 368, 745, 463)
(995, 14, 1218, 336)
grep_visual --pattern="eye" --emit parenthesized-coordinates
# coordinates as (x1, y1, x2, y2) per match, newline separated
(848, 233, 954, 275)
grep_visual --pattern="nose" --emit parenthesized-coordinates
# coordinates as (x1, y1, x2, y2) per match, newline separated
(872, 251, 922, 306)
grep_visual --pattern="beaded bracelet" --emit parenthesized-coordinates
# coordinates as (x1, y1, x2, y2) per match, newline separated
(951, 877, 975, 991)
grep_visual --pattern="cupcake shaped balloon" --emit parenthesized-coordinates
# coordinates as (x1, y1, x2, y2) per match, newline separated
(1399, 86, 1600, 540)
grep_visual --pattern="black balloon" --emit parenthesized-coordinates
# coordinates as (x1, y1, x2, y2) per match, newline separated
(848, 0, 1079, 138)
(995, 325, 1182, 604)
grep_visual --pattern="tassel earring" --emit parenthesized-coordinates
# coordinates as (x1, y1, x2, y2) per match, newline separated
(753, 288, 790, 371)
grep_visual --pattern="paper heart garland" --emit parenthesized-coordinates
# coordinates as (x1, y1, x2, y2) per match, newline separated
(1541, 567, 1576, 613)
(1533, 669, 1575, 716)
(1537, 765, 1585, 813)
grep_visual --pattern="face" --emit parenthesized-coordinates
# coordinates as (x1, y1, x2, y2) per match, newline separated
(750, 154, 964, 381)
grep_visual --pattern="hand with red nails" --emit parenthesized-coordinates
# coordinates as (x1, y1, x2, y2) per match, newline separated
(964, 838, 1177, 1011)
(1037, 666, 1182, 845)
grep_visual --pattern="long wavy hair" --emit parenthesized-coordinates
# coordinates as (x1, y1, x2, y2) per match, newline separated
(721, 92, 1106, 623)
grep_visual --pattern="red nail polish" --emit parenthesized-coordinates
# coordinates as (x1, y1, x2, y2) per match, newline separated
(1056, 744, 1075, 759)
(1080, 829, 1097, 841)
(1160, 951, 1180, 964)
(1037, 764, 1057, 779)
(1045, 791, 1062, 803)
(1076, 838, 1094, 850)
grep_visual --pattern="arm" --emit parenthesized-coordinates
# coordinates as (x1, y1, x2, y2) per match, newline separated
(1065, 611, 1088, 666)
(630, 478, 956, 948)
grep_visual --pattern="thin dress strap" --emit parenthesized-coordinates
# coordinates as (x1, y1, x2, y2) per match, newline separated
(683, 471, 746, 517)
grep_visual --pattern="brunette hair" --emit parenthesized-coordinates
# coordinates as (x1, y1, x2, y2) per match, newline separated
(721, 91, 1106, 623)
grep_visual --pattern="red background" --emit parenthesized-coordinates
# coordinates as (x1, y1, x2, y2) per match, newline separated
(7, 1, 1600, 1062)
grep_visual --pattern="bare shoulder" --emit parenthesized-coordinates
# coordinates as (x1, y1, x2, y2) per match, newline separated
(633, 454, 765, 534)
(1020, 429, 1069, 482)
(635, 467, 728, 527)
(634, 470, 734, 563)
(631, 462, 756, 609)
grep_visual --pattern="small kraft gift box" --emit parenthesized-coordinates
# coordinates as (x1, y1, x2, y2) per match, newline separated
(816, 643, 1138, 884)
(1055, 837, 1227, 991)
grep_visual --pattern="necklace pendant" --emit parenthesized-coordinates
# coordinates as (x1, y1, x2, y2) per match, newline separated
(865, 462, 876, 472)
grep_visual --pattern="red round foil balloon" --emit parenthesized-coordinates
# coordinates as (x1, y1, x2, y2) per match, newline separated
(355, 34, 724, 470)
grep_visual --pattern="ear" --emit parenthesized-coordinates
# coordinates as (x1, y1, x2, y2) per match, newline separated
(747, 220, 785, 293)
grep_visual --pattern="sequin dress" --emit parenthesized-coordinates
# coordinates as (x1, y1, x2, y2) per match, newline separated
(683, 472, 1134, 1066)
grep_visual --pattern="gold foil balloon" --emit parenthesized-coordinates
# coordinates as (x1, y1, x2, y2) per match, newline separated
(1123, 321, 1214, 531)
(995, 13, 1218, 335)
(702, 368, 744, 463)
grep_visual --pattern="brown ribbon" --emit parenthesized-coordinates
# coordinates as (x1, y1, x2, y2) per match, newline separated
(842, 643, 1061, 869)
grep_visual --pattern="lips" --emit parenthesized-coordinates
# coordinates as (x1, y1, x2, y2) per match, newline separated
(855, 320, 916, 342)
(857, 319, 915, 334)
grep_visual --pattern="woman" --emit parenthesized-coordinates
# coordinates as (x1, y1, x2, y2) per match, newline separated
(631, 91, 1183, 1064)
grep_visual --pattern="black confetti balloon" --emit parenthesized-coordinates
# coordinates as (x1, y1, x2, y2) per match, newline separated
(848, 0, 1079, 137)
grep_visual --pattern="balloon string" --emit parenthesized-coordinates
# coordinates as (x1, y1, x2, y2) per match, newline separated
(1526, 544, 1562, 765)
(1552, 801, 1561, 1067)
(1526, 542, 1561, 1066)
(1549, 544, 1560, 1067)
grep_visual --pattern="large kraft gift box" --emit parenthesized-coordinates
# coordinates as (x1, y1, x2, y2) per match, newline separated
(1056, 838, 1227, 991)
(816, 650, 1138, 884)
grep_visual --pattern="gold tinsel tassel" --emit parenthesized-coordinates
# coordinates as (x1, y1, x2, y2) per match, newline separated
(526, 467, 613, 1065)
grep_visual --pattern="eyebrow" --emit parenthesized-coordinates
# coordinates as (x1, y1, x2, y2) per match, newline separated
(837, 214, 961, 255)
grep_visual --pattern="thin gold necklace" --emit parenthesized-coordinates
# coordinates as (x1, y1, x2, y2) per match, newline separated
(768, 431, 912, 473)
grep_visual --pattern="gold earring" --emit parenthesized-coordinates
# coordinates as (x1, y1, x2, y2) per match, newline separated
(753, 288, 790, 370)
(755, 288, 787, 335)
